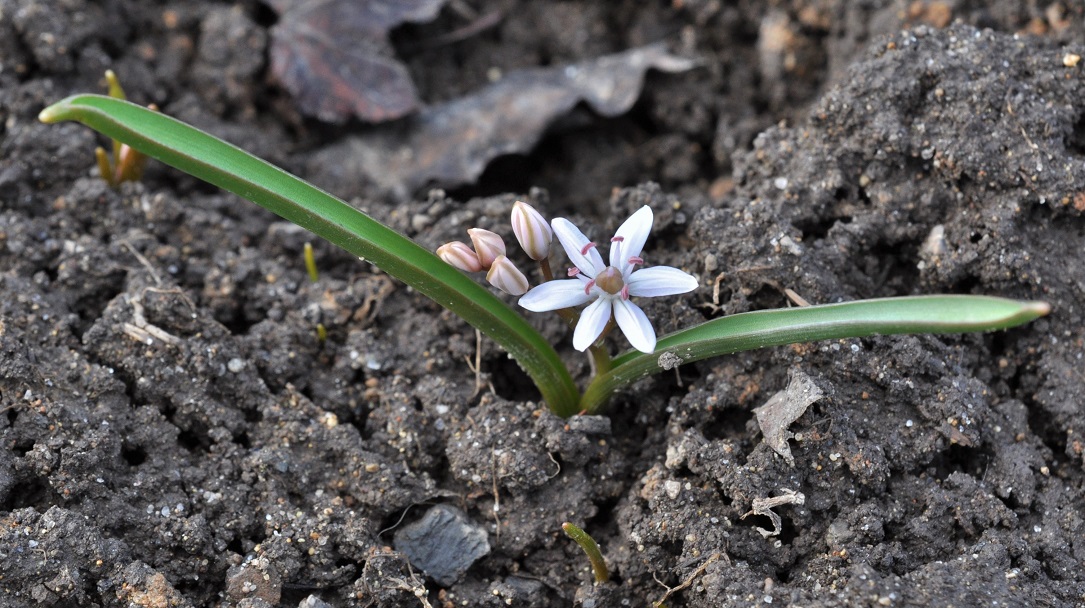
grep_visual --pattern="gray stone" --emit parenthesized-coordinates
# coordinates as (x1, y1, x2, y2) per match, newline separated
(394, 504, 490, 586)
(298, 595, 334, 608)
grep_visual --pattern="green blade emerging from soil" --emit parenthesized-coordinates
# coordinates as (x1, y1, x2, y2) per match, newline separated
(579, 295, 1050, 413)
(40, 94, 581, 416)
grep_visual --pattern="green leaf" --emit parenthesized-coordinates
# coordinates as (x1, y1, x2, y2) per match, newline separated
(40, 94, 580, 416)
(579, 295, 1049, 413)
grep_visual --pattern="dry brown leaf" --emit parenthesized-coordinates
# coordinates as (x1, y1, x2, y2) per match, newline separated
(308, 43, 696, 199)
(269, 0, 448, 123)
(754, 368, 823, 466)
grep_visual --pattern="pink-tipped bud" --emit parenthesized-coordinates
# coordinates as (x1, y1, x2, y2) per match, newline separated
(468, 228, 506, 269)
(437, 241, 484, 273)
(511, 201, 553, 261)
(486, 255, 530, 296)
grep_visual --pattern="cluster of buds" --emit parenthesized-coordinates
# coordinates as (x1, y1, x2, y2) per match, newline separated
(437, 201, 552, 296)
(438, 199, 697, 354)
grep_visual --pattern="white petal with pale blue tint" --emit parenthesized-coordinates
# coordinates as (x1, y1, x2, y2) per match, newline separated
(613, 299, 656, 353)
(626, 266, 699, 298)
(519, 279, 595, 312)
(610, 206, 653, 273)
(552, 218, 605, 277)
(573, 298, 612, 351)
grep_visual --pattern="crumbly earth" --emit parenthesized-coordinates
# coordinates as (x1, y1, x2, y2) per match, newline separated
(2, 1, 1085, 607)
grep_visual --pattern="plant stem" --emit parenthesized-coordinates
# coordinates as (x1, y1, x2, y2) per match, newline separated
(588, 344, 612, 378)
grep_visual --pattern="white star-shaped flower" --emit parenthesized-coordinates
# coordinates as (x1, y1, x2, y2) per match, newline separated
(518, 206, 698, 353)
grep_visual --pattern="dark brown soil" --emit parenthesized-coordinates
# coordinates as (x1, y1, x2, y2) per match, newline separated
(3, 1, 1085, 607)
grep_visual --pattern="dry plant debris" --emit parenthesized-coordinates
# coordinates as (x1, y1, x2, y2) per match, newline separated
(268, 0, 448, 122)
(310, 43, 695, 197)
(754, 368, 823, 465)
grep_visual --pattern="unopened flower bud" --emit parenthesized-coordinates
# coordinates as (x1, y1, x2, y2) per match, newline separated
(468, 228, 506, 269)
(437, 241, 484, 272)
(486, 255, 530, 296)
(511, 201, 553, 261)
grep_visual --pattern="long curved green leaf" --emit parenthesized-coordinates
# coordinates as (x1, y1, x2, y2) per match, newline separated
(40, 95, 580, 416)
(579, 295, 1049, 413)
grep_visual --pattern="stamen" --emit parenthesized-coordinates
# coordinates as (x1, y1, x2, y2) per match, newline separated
(611, 236, 624, 242)
(584, 279, 596, 295)
(620, 285, 630, 300)
(567, 267, 581, 277)
(628, 256, 644, 266)
(580, 242, 597, 255)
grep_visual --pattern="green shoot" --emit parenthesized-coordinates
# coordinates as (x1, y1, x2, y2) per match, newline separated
(94, 71, 149, 187)
(562, 522, 609, 583)
(304, 242, 320, 283)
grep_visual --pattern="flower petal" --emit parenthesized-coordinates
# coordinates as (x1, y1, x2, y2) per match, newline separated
(573, 297, 612, 351)
(611, 206, 653, 272)
(552, 217, 605, 277)
(613, 299, 656, 353)
(626, 266, 698, 298)
(519, 279, 594, 312)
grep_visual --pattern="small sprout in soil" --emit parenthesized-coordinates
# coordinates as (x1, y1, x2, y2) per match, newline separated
(304, 242, 320, 283)
(562, 522, 609, 583)
(39, 94, 1052, 418)
(94, 71, 149, 187)
(316, 322, 327, 343)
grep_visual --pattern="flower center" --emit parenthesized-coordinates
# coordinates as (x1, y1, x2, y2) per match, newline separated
(595, 266, 624, 295)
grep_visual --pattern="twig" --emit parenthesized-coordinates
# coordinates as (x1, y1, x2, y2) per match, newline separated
(490, 446, 502, 541)
(652, 552, 723, 608)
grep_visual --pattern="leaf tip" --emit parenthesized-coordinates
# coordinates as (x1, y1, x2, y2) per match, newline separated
(1027, 301, 1051, 318)
(38, 104, 63, 124)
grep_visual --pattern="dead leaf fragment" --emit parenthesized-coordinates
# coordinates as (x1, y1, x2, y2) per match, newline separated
(269, 0, 449, 123)
(309, 43, 696, 199)
(754, 368, 823, 465)
(741, 488, 805, 538)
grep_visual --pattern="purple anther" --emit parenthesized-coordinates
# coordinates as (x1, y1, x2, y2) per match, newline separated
(584, 279, 596, 295)
(580, 242, 597, 255)
(567, 267, 581, 277)
(628, 256, 644, 266)
(611, 236, 625, 242)
(620, 285, 630, 300)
